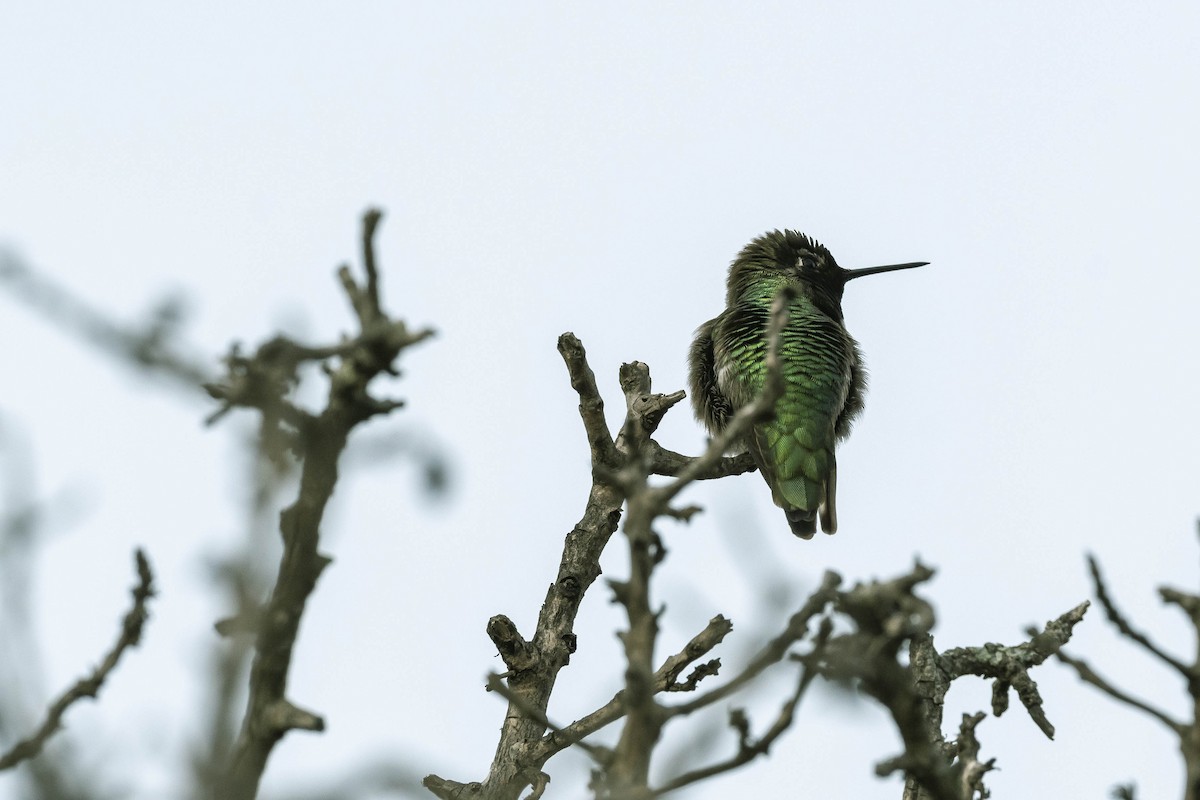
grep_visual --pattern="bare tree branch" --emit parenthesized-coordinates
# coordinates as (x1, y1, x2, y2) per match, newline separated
(0, 548, 155, 771)
(598, 290, 795, 799)
(427, 291, 810, 800)
(528, 616, 732, 765)
(0, 249, 212, 390)
(216, 209, 432, 800)
(947, 712, 994, 799)
(938, 600, 1089, 740)
(191, 447, 288, 799)
(814, 563, 967, 800)
(1051, 650, 1182, 733)
(666, 572, 839, 719)
(1053, 532, 1200, 799)
(1087, 553, 1191, 678)
(424, 284, 1085, 800)
(557, 332, 620, 471)
(425, 334, 626, 800)
(812, 565, 1086, 800)
(644, 443, 756, 481)
(651, 617, 832, 796)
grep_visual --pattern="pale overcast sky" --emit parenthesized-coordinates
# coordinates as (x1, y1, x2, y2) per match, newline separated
(2, 3, 1199, 798)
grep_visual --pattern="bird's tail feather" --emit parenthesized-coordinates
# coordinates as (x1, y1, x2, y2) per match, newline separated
(819, 458, 838, 535)
(786, 508, 817, 539)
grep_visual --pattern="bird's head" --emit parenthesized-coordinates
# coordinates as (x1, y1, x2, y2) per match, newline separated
(727, 229, 927, 320)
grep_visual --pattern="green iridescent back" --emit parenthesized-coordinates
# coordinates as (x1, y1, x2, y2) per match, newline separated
(712, 283, 858, 531)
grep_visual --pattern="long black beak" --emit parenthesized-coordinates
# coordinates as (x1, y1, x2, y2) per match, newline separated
(842, 261, 929, 281)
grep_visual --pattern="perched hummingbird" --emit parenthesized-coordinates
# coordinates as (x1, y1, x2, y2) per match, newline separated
(688, 230, 926, 538)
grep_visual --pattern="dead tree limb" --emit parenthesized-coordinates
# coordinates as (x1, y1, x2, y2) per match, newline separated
(208, 209, 432, 799)
(0, 549, 155, 771)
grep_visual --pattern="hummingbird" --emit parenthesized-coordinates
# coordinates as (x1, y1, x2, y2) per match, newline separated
(688, 230, 926, 538)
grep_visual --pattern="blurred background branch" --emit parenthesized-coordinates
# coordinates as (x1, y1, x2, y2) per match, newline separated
(0, 549, 154, 772)
(1052, 525, 1200, 800)
(0, 250, 213, 392)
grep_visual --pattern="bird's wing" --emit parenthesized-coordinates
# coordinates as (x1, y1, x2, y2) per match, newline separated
(688, 316, 734, 435)
(834, 336, 866, 441)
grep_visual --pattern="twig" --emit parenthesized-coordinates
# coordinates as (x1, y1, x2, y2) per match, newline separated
(0, 549, 155, 771)
(483, 674, 610, 766)
(529, 616, 732, 764)
(651, 617, 832, 796)
(1087, 553, 1191, 677)
(602, 290, 795, 797)
(947, 712, 995, 798)
(667, 572, 840, 718)
(0, 250, 212, 390)
(1051, 649, 1182, 733)
(219, 209, 432, 799)
(657, 616, 734, 692)
(816, 564, 964, 800)
(427, 291, 817, 800)
(939, 600, 1089, 740)
(1051, 541, 1200, 798)
(557, 333, 619, 470)
(426, 334, 626, 800)
(645, 443, 757, 480)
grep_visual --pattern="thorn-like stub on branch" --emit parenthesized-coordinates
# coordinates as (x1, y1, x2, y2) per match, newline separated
(130, 547, 156, 619)
(1161, 586, 1200, 618)
(820, 569, 842, 586)
(557, 331, 579, 352)
(951, 711, 996, 795)
(667, 659, 722, 692)
(728, 707, 752, 746)
(618, 361, 652, 396)
(1027, 600, 1090, 657)
(362, 207, 383, 232)
(203, 381, 228, 400)
(873, 753, 914, 778)
(608, 579, 631, 608)
(664, 504, 702, 523)
(991, 679, 1011, 716)
(262, 699, 325, 734)
(645, 531, 667, 565)
(487, 615, 538, 672)
(214, 607, 265, 638)
(1012, 672, 1055, 739)
(521, 768, 551, 800)
(422, 775, 482, 800)
(631, 390, 685, 434)
(557, 332, 618, 470)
